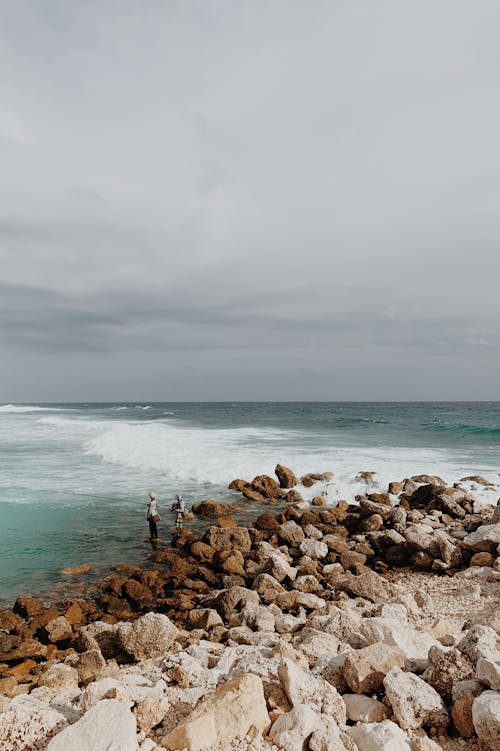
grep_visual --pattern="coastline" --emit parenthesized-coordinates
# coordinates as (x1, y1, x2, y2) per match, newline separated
(1, 464, 499, 749)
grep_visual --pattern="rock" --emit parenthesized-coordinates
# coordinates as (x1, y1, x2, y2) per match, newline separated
(410, 734, 444, 751)
(0, 611, 22, 633)
(423, 648, 474, 699)
(38, 663, 78, 692)
(337, 571, 395, 603)
(0, 694, 67, 751)
(451, 679, 484, 737)
(462, 523, 500, 553)
(275, 590, 326, 612)
(229, 479, 247, 491)
(203, 526, 252, 554)
(45, 616, 73, 643)
(66, 649, 106, 685)
(264, 549, 297, 583)
(383, 667, 449, 731)
(299, 538, 328, 559)
(477, 657, 500, 690)
(214, 586, 260, 620)
(1, 639, 47, 662)
(251, 474, 282, 498)
(117, 613, 179, 661)
(275, 613, 305, 633)
(309, 715, 349, 751)
(347, 720, 412, 751)
(188, 608, 223, 630)
(471, 552, 495, 566)
(343, 642, 405, 694)
(242, 487, 266, 502)
(12, 595, 45, 619)
(46, 698, 136, 751)
(134, 694, 169, 733)
(472, 690, 500, 751)
(362, 617, 440, 671)
(343, 693, 390, 722)
(60, 563, 93, 576)
(357, 471, 376, 484)
(255, 514, 280, 531)
(275, 464, 298, 489)
(269, 705, 322, 751)
(278, 520, 305, 547)
(293, 628, 340, 663)
(279, 657, 346, 724)
(458, 624, 499, 662)
(301, 472, 333, 487)
(464, 607, 500, 635)
(161, 673, 270, 750)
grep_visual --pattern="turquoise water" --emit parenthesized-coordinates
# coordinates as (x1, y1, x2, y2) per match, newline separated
(0, 402, 499, 606)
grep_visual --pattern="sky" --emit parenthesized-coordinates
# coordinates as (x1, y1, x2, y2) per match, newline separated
(1, 0, 500, 401)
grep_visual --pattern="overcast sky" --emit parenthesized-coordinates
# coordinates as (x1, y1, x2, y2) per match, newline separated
(1, 1, 499, 401)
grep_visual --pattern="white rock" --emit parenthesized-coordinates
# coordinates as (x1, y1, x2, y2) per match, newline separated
(347, 719, 412, 751)
(362, 617, 440, 670)
(299, 538, 328, 559)
(275, 613, 305, 633)
(309, 714, 347, 751)
(477, 658, 500, 690)
(46, 699, 137, 751)
(463, 523, 500, 553)
(293, 627, 340, 663)
(264, 549, 298, 583)
(0, 694, 67, 751)
(38, 664, 79, 693)
(117, 612, 179, 660)
(161, 673, 270, 751)
(472, 690, 500, 751)
(269, 704, 322, 751)
(343, 693, 390, 722)
(458, 625, 499, 663)
(278, 657, 346, 725)
(80, 677, 121, 711)
(383, 667, 449, 731)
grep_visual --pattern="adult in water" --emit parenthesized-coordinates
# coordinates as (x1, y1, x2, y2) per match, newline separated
(147, 491, 160, 540)
(172, 494, 186, 536)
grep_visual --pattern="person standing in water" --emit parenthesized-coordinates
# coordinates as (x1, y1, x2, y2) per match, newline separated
(147, 491, 160, 540)
(171, 494, 185, 536)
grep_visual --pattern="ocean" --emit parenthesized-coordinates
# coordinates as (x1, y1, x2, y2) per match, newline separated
(0, 402, 499, 606)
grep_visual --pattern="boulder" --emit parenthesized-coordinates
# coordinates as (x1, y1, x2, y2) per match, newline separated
(451, 679, 484, 737)
(250, 474, 282, 498)
(46, 699, 137, 751)
(45, 616, 73, 643)
(472, 690, 500, 751)
(458, 624, 499, 662)
(462, 523, 500, 553)
(383, 667, 449, 731)
(293, 628, 340, 663)
(214, 587, 260, 620)
(203, 526, 252, 554)
(347, 720, 411, 751)
(117, 612, 178, 661)
(423, 648, 474, 699)
(343, 642, 405, 694)
(299, 539, 328, 559)
(279, 657, 346, 725)
(0, 694, 67, 751)
(134, 695, 169, 734)
(275, 464, 298, 489)
(0, 611, 22, 633)
(278, 520, 305, 547)
(362, 617, 440, 671)
(477, 657, 500, 690)
(336, 571, 395, 603)
(38, 663, 78, 693)
(161, 673, 270, 750)
(188, 608, 223, 630)
(66, 649, 106, 685)
(343, 693, 390, 722)
(13, 595, 45, 619)
(269, 705, 322, 751)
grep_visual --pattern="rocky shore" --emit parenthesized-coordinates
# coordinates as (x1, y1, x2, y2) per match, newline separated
(1, 465, 499, 750)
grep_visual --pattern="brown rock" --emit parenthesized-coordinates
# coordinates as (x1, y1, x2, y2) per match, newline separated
(121, 579, 155, 610)
(337, 570, 395, 602)
(275, 464, 298, 489)
(191, 541, 216, 563)
(64, 603, 84, 626)
(203, 526, 252, 554)
(221, 551, 246, 577)
(451, 679, 484, 737)
(192, 499, 237, 517)
(388, 481, 404, 494)
(217, 516, 237, 528)
(470, 552, 494, 567)
(255, 514, 280, 531)
(0, 611, 22, 633)
(301, 472, 333, 487)
(241, 487, 266, 502)
(425, 649, 474, 700)
(344, 643, 405, 694)
(3, 639, 47, 662)
(13, 595, 46, 619)
(284, 489, 303, 504)
(340, 550, 368, 570)
(66, 648, 106, 685)
(251, 474, 283, 499)
(45, 616, 73, 643)
(228, 479, 248, 491)
(312, 496, 327, 506)
(8, 659, 36, 682)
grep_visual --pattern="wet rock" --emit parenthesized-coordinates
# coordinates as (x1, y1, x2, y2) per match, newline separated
(343, 642, 405, 694)
(161, 673, 270, 750)
(275, 464, 298, 489)
(60, 563, 93, 576)
(46, 698, 136, 751)
(472, 690, 500, 751)
(228, 479, 247, 491)
(383, 666, 449, 731)
(301, 472, 333, 487)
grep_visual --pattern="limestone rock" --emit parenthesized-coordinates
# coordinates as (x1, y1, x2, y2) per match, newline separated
(477, 657, 500, 690)
(343, 693, 390, 722)
(343, 642, 405, 694)
(279, 657, 346, 724)
(362, 617, 440, 670)
(472, 690, 500, 751)
(383, 667, 449, 731)
(46, 698, 137, 751)
(134, 694, 169, 733)
(347, 719, 412, 751)
(423, 648, 474, 699)
(188, 608, 223, 630)
(38, 663, 78, 693)
(463, 523, 500, 553)
(0, 694, 67, 751)
(269, 704, 322, 751)
(337, 571, 395, 603)
(161, 673, 270, 751)
(299, 538, 328, 559)
(117, 612, 178, 661)
(293, 628, 340, 663)
(458, 624, 499, 663)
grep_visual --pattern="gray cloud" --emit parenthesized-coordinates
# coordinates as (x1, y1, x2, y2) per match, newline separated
(0, 0, 499, 400)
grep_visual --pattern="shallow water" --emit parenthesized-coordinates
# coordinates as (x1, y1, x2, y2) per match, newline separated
(0, 401, 499, 605)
